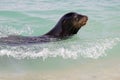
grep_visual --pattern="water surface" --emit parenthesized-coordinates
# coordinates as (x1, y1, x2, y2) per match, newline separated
(0, 0, 120, 80)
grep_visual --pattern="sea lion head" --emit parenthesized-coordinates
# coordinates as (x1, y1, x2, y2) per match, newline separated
(60, 12, 88, 37)
(46, 12, 88, 38)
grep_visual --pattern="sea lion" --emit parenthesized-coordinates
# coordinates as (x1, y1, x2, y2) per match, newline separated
(0, 12, 88, 45)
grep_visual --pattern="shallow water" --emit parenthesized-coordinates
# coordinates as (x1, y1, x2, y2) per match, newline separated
(0, 0, 120, 80)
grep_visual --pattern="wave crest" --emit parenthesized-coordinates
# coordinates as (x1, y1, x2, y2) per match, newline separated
(0, 38, 119, 60)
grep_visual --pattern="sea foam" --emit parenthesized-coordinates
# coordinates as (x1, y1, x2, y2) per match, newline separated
(0, 38, 119, 60)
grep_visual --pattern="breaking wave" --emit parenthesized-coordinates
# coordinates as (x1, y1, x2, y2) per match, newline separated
(0, 37, 119, 60)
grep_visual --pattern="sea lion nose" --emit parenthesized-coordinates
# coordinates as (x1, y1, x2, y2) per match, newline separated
(83, 16, 88, 21)
(81, 16, 88, 26)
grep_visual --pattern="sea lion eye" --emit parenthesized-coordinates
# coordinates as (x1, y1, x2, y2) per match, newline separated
(75, 17, 79, 21)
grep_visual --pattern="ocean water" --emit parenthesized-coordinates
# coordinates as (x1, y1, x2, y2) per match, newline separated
(0, 0, 120, 80)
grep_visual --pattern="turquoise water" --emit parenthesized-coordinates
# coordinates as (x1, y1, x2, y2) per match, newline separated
(0, 0, 120, 80)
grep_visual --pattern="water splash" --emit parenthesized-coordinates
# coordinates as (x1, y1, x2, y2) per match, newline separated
(0, 24, 34, 37)
(79, 38, 120, 59)
(0, 38, 119, 60)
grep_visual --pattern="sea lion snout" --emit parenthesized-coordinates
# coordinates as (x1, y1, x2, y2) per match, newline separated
(81, 16, 88, 26)
(77, 15, 88, 27)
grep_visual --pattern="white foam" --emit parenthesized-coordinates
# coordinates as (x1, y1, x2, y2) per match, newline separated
(0, 25, 34, 37)
(0, 38, 120, 60)
(79, 38, 120, 59)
